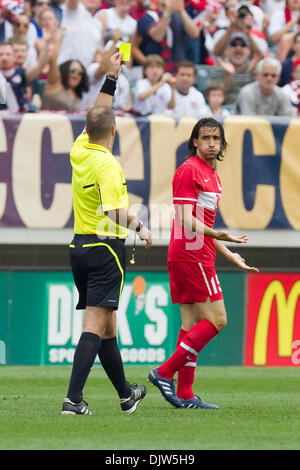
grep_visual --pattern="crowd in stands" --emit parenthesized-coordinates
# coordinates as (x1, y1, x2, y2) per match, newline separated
(1, 0, 300, 117)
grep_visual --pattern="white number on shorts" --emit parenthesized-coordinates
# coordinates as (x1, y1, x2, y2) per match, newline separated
(210, 275, 222, 295)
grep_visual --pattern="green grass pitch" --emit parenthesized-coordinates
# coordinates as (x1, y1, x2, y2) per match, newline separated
(0, 365, 300, 450)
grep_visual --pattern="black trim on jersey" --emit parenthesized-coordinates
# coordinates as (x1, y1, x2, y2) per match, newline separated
(83, 183, 94, 189)
(97, 184, 103, 213)
(85, 146, 107, 153)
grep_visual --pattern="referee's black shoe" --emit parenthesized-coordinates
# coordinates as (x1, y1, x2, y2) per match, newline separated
(120, 384, 147, 414)
(61, 397, 95, 415)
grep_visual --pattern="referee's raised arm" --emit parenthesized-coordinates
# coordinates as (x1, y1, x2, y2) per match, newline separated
(94, 52, 123, 108)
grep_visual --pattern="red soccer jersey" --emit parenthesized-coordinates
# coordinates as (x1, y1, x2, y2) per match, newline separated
(167, 155, 222, 264)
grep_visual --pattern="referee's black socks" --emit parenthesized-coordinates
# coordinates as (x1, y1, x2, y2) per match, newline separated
(67, 332, 101, 403)
(98, 337, 131, 399)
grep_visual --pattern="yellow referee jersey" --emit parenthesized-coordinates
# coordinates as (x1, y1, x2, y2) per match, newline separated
(70, 130, 129, 238)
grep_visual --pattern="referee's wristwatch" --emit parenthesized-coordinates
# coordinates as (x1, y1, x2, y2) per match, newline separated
(136, 220, 143, 232)
(106, 72, 118, 81)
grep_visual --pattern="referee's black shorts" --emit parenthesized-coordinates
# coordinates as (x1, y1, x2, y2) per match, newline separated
(69, 234, 127, 310)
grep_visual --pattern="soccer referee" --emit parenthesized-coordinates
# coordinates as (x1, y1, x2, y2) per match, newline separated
(62, 52, 152, 415)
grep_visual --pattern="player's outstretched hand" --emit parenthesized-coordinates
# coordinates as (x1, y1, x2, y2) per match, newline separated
(138, 226, 152, 249)
(229, 253, 260, 273)
(215, 231, 248, 243)
(108, 52, 123, 77)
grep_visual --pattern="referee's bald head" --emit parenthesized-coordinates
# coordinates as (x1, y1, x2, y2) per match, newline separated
(86, 105, 116, 141)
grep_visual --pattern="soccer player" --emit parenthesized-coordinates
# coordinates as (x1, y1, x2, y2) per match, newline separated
(149, 117, 259, 409)
(62, 52, 152, 416)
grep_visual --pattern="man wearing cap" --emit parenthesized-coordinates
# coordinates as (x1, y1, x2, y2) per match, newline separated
(210, 31, 254, 105)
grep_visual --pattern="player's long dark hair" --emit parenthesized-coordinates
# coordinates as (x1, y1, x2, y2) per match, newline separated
(187, 117, 227, 161)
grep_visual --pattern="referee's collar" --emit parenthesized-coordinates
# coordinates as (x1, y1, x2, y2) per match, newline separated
(84, 143, 113, 156)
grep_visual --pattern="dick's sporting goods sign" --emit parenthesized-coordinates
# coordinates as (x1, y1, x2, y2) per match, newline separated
(45, 274, 177, 365)
(0, 271, 245, 366)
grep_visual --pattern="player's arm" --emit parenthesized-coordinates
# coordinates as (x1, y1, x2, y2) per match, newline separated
(177, 204, 250, 242)
(214, 239, 259, 273)
(106, 208, 152, 249)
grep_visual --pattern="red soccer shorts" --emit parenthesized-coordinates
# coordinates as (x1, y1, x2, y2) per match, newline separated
(167, 261, 223, 304)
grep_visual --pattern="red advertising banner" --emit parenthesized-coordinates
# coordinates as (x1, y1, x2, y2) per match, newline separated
(245, 274, 300, 366)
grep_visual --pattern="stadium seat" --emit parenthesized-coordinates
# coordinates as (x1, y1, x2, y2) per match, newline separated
(194, 64, 213, 94)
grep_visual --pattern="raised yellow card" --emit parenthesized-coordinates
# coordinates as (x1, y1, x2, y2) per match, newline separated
(119, 42, 131, 62)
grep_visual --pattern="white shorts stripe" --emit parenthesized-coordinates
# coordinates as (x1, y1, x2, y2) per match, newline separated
(211, 276, 218, 294)
(198, 263, 212, 296)
(216, 274, 222, 293)
(180, 341, 198, 356)
(173, 197, 197, 202)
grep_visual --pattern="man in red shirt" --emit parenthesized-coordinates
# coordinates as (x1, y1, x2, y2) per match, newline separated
(149, 117, 259, 409)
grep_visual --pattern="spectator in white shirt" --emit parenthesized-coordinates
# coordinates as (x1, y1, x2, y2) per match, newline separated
(0, 70, 19, 111)
(133, 54, 176, 115)
(169, 60, 208, 118)
(260, 0, 285, 19)
(268, 0, 300, 48)
(97, 0, 137, 52)
(58, 0, 103, 68)
(282, 56, 300, 114)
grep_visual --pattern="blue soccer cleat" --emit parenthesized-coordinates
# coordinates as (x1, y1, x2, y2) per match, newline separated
(148, 368, 182, 408)
(180, 394, 219, 409)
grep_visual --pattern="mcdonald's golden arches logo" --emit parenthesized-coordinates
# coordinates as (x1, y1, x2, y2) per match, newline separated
(245, 274, 300, 366)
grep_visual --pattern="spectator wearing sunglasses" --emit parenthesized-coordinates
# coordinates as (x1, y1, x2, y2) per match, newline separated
(210, 32, 255, 105)
(234, 57, 294, 115)
(4, 12, 38, 49)
(8, 13, 38, 66)
(41, 27, 89, 111)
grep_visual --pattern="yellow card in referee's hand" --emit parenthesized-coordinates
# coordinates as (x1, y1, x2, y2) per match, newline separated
(119, 42, 131, 62)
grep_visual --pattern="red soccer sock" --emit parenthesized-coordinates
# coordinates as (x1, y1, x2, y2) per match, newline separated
(158, 319, 219, 381)
(175, 328, 198, 400)
(175, 328, 187, 350)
